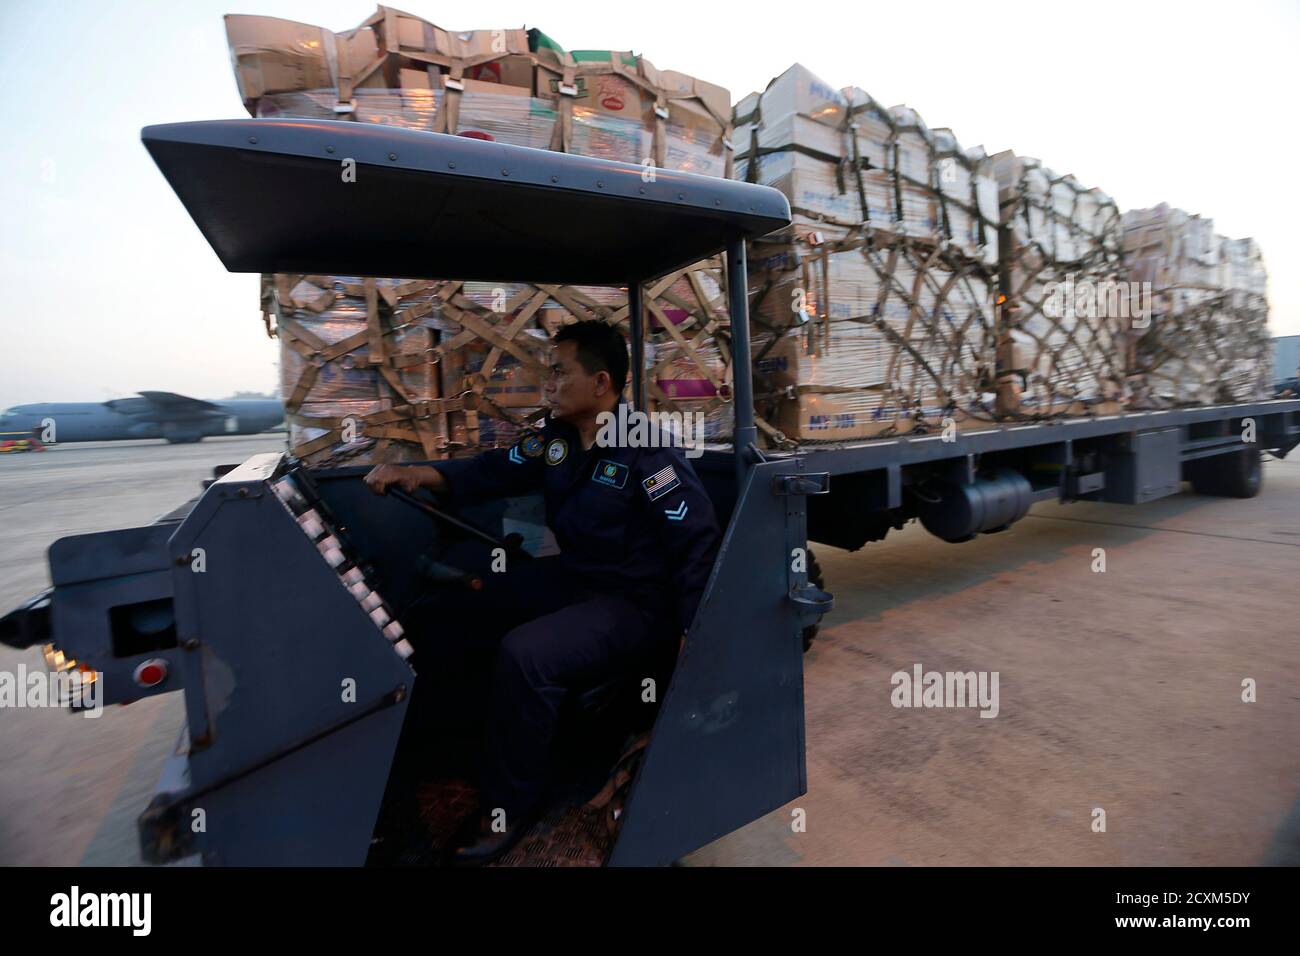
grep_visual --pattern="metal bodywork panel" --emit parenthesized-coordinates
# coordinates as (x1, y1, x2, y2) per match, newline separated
(153, 457, 413, 864)
(779, 402, 1300, 477)
(46, 523, 180, 706)
(1103, 427, 1183, 504)
(142, 119, 790, 286)
(609, 458, 816, 866)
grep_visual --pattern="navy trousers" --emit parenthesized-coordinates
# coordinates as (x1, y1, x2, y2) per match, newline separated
(409, 555, 672, 821)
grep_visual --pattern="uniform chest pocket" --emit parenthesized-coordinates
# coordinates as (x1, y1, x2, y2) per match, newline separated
(562, 481, 634, 549)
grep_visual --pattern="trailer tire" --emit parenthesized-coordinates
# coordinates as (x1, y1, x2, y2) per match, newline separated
(802, 548, 825, 653)
(1189, 448, 1262, 498)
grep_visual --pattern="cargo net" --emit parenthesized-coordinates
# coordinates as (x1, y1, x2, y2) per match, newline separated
(745, 230, 997, 446)
(1123, 206, 1271, 408)
(730, 65, 999, 445)
(270, 275, 543, 467)
(1129, 290, 1271, 408)
(267, 263, 736, 466)
(993, 152, 1129, 417)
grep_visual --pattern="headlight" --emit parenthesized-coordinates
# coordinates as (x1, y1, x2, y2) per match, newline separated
(42, 642, 76, 672)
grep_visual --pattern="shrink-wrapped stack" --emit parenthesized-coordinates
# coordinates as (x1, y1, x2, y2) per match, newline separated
(1122, 204, 1270, 407)
(733, 64, 998, 442)
(992, 152, 1128, 416)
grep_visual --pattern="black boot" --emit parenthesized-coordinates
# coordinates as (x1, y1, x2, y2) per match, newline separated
(443, 804, 541, 867)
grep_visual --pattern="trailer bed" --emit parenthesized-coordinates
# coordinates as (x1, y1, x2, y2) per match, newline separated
(699, 399, 1300, 474)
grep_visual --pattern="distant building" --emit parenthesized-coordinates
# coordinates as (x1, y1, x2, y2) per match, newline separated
(1275, 335, 1300, 384)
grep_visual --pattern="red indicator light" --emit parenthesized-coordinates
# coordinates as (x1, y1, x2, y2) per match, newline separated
(134, 659, 168, 688)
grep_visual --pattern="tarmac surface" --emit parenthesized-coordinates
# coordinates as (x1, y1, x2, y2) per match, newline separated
(0, 436, 1296, 866)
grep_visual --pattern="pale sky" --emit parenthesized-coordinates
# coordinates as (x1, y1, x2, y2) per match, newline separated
(2, 0, 1297, 408)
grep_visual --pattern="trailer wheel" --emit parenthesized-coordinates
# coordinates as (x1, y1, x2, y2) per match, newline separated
(1189, 448, 1262, 498)
(802, 548, 825, 653)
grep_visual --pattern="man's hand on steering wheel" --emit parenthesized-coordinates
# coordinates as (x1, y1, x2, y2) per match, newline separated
(364, 463, 447, 496)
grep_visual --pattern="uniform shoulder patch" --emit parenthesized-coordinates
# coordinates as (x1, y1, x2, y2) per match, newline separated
(519, 433, 545, 458)
(642, 462, 681, 501)
(545, 437, 568, 466)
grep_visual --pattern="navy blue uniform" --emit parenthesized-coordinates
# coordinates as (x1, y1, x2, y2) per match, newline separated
(431, 408, 721, 819)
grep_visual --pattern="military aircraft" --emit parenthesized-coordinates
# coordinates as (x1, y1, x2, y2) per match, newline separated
(0, 392, 284, 444)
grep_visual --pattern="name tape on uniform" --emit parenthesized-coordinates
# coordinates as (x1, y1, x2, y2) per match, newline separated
(592, 459, 630, 489)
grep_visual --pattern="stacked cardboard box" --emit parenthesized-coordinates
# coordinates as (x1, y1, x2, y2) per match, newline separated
(270, 274, 553, 463)
(232, 7, 736, 464)
(1122, 204, 1270, 407)
(992, 152, 1128, 417)
(733, 64, 999, 443)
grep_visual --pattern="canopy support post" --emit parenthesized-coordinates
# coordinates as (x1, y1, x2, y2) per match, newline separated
(727, 239, 755, 491)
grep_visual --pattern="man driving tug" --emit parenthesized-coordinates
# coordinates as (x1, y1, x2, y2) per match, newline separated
(365, 320, 721, 865)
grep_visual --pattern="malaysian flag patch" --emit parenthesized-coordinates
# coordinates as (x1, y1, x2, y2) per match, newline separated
(642, 463, 681, 502)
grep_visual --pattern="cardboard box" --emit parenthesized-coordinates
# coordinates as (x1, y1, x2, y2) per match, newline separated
(575, 71, 655, 125)
(658, 69, 730, 126)
(454, 90, 556, 148)
(339, 23, 380, 85)
(734, 63, 848, 128)
(380, 6, 529, 59)
(773, 392, 893, 441)
(464, 54, 536, 93)
(461, 78, 530, 98)
(225, 14, 337, 108)
(654, 351, 723, 400)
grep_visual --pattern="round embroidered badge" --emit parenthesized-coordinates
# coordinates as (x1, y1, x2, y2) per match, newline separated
(545, 438, 568, 465)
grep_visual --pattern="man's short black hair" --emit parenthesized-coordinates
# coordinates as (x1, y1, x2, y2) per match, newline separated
(554, 320, 629, 391)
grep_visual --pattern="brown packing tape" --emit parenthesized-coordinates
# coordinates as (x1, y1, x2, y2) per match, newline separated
(276, 315, 330, 354)
(445, 62, 464, 133)
(378, 363, 413, 402)
(646, 299, 721, 388)
(421, 20, 440, 91)
(292, 428, 344, 460)
(479, 291, 548, 380)
(410, 415, 440, 458)
(534, 285, 604, 323)
(442, 302, 548, 373)
(364, 278, 384, 366)
(284, 363, 320, 415)
(561, 287, 616, 320)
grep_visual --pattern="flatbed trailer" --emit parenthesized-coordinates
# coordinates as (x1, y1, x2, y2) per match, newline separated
(2, 119, 1296, 868)
(707, 400, 1300, 555)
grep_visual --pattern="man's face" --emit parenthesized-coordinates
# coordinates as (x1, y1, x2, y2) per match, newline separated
(545, 340, 608, 421)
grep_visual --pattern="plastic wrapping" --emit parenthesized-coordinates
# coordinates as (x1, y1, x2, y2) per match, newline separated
(1122, 205, 1270, 407)
(734, 64, 998, 266)
(748, 241, 996, 441)
(734, 63, 998, 442)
